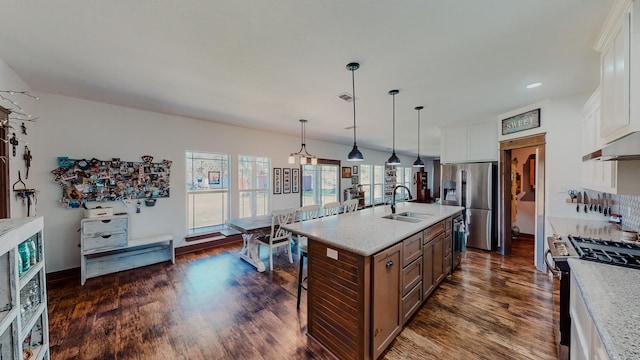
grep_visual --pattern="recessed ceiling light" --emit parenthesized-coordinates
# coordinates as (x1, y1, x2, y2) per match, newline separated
(526, 82, 542, 89)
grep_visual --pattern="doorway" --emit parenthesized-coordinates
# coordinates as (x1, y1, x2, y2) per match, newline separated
(499, 133, 546, 272)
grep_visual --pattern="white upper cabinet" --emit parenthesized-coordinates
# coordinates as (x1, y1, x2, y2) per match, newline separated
(440, 122, 497, 164)
(597, 0, 638, 143)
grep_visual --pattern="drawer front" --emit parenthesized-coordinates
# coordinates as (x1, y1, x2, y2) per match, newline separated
(424, 221, 444, 244)
(444, 254, 451, 277)
(82, 218, 128, 236)
(402, 281, 423, 325)
(83, 232, 128, 251)
(403, 232, 423, 266)
(402, 257, 423, 297)
(445, 217, 452, 235)
(445, 234, 452, 254)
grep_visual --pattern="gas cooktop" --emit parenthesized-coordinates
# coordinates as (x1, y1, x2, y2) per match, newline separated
(569, 235, 640, 270)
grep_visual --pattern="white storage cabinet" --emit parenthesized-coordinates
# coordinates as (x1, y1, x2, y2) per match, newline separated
(440, 122, 498, 164)
(570, 270, 610, 360)
(80, 215, 174, 285)
(0, 216, 49, 360)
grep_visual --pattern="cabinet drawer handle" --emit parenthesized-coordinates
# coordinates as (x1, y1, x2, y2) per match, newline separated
(101, 234, 112, 239)
(386, 261, 394, 268)
(101, 219, 112, 223)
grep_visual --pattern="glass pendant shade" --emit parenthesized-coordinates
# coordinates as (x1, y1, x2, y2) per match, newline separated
(346, 62, 364, 161)
(413, 106, 425, 167)
(387, 89, 401, 165)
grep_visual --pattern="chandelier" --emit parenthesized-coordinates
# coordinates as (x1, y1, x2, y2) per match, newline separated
(289, 119, 318, 165)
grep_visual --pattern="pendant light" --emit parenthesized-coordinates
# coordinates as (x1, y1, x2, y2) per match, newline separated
(346, 62, 364, 161)
(387, 89, 401, 165)
(413, 106, 425, 167)
(289, 119, 318, 165)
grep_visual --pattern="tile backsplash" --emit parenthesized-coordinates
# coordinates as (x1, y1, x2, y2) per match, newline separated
(619, 195, 640, 231)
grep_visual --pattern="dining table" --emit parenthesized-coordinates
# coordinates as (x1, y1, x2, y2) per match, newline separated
(226, 214, 273, 272)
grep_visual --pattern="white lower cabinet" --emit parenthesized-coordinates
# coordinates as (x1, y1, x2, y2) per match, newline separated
(570, 271, 610, 360)
(0, 217, 49, 360)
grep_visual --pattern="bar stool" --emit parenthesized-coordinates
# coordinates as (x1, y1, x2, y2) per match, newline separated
(297, 237, 308, 310)
(296, 204, 321, 309)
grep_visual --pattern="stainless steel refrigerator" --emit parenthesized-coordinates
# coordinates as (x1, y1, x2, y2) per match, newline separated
(441, 162, 497, 251)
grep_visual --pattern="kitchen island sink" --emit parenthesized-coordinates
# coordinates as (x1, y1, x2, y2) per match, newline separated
(381, 213, 423, 223)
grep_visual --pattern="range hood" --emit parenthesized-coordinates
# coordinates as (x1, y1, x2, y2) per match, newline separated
(583, 132, 640, 161)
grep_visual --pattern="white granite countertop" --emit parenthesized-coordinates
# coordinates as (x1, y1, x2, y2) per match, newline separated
(568, 258, 640, 360)
(548, 217, 631, 242)
(283, 202, 464, 256)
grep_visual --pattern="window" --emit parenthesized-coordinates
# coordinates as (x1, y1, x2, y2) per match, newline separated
(238, 155, 270, 218)
(359, 164, 384, 206)
(395, 167, 413, 200)
(186, 151, 230, 234)
(301, 160, 340, 206)
(360, 165, 372, 206)
(373, 165, 384, 205)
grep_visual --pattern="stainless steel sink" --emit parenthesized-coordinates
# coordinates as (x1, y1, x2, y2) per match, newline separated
(381, 214, 423, 223)
(396, 211, 433, 219)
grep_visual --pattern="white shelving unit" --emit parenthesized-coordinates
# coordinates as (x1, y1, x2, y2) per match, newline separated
(0, 216, 49, 360)
(80, 215, 174, 285)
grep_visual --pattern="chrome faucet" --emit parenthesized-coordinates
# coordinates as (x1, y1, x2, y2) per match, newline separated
(391, 185, 413, 214)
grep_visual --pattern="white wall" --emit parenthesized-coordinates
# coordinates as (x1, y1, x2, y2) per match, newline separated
(0, 58, 39, 218)
(498, 94, 591, 271)
(20, 90, 424, 272)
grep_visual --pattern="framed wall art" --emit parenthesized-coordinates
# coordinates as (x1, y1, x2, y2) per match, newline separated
(342, 166, 352, 178)
(352, 165, 358, 175)
(501, 108, 540, 135)
(283, 168, 291, 194)
(292, 168, 299, 193)
(273, 168, 282, 194)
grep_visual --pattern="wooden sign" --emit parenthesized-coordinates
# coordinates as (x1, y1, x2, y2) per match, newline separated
(502, 108, 540, 135)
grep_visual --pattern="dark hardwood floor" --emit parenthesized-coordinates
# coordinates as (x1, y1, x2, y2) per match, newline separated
(47, 238, 558, 360)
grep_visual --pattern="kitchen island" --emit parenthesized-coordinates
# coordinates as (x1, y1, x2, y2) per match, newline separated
(284, 202, 464, 360)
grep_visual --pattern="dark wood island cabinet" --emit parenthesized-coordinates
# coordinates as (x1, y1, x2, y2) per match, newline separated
(287, 204, 462, 360)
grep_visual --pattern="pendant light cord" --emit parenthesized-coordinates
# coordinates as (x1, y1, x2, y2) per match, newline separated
(417, 108, 420, 157)
(392, 92, 396, 152)
(352, 69, 357, 146)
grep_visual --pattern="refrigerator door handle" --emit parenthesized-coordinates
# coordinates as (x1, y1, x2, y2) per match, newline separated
(485, 212, 491, 249)
(487, 164, 492, 209)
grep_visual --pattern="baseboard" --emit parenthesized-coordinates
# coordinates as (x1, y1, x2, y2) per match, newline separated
(175, 236, 242, 255)
(47, 267, 80, 285)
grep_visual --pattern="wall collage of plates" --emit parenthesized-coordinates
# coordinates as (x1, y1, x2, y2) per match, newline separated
(51, 155, 171, 209)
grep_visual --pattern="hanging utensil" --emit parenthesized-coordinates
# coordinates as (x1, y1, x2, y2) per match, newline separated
(603, 193, 608, 216)
(583, 191, 589, 213)
(576, 192, 582, 213)
(597, 194, 602, 213)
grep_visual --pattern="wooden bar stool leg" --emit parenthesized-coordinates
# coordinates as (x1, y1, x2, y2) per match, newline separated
(297, 251, 306, 310)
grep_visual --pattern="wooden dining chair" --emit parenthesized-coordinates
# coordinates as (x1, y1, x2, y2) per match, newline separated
(256, 208, 296, 271)
(323, 201, 341, 217)
(343, 198, 359, 213)
(295, 204, 321, 309)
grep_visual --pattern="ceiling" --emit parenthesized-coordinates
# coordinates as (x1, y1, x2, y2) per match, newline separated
(0, 0, 614, 158)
